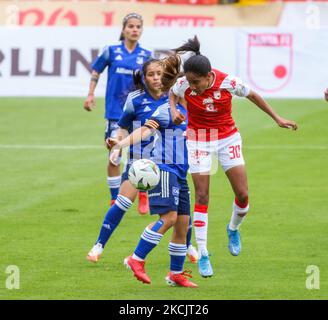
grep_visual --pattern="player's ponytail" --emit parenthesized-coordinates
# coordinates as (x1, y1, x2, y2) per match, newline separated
(174, 35, 211, 76)
(161, 55, 183, 92)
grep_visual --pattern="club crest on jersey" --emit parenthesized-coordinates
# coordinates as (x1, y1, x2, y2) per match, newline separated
(136, 57, 144, 65)
(141, 98, 151, 105)
(138, 50, 148, 57)
(213, 91, 221, 100)
(114, 47, 123, 54)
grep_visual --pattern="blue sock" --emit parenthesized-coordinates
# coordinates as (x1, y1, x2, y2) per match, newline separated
(134, 225, 163, 260)
(96, 195, 132, 247)
(169, 242, 187, 273)
(186, 216, 192, 248)
(107, 176, 121, 201)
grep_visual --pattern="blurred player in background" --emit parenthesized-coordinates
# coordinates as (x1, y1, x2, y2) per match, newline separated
(162, 36, 298, 278)
(87, 59, 198, 265)
(83, 13, 152, 214)
(324, 88, 328, 101)
(110, 101, 198, 288)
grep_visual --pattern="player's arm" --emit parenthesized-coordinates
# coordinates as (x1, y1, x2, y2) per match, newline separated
(84, 46, 110, 112)
(109, 124, 156, 165)
(247, 90, 298, 130)
(169, 77, 188, 125)
(84, 70, 100, 111)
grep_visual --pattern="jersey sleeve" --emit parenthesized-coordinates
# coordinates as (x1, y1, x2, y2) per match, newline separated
(117, 94, 135, 128)
(91, 46, 110, 74)
(171, 77, 189, 99)
(144, 104, 170, 130)
(220, 75, 251, 97)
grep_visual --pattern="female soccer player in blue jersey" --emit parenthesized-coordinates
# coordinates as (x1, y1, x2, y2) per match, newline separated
(83, 13, 152, 214)
(109, 102, 198, 288)
(87, 59, 198, 265)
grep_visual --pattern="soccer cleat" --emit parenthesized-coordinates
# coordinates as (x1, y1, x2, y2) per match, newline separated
(138, 192, 149, 215)
(198, 251, 213, 278)
(227, 224, 241, 256)
(165, 270, 198, 288)
(86, 243, 103, 263)
(124, 255, 151, 284)
(186, 244, 198, 264)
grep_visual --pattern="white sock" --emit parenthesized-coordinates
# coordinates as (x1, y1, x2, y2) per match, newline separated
(132, 254, 144, 261)
(193, 204, 208, 256)
(229, 199, 249, 231)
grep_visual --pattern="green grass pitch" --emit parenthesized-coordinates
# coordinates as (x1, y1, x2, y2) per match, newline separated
(0, 97, 327, 300)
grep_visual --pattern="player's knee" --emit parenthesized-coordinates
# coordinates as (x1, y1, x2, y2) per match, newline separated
(195, 190, 209, 205)
(235, 192, 249, 206)
(162, 214, 177, 228)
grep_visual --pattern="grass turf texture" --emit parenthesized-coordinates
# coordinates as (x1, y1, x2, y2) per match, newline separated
(0, 97, 327, 300)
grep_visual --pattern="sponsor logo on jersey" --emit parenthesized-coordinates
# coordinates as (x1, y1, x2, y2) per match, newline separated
(116, 67, 133, 75)
(203, 97, 214, 105)
(143, 106, 152, 112)
(214, 91, 221, 100)
(136, 57, 144, 65)
(189, 90, 197, 96)
(115, 55, 123, 61)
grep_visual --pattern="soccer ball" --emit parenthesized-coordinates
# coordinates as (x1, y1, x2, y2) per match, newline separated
(128, 159, 160, 191)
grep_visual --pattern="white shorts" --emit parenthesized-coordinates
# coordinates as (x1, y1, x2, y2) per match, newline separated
(186, 132, 245, 174)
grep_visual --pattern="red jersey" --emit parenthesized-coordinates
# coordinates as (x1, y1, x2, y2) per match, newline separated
(172, 69, 250, 141)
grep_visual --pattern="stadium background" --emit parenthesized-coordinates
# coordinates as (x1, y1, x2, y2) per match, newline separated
(0, 0, 327, 300)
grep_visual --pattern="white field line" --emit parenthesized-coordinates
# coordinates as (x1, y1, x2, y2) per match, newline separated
(0, 144, 327, 150)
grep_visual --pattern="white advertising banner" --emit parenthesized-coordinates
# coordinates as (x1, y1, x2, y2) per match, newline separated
(237, 28, 328, 98)
(0, 26, 327, 98)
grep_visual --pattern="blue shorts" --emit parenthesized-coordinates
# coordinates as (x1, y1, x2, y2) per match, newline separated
(121, 163, 131, 183)
(104, 120, 119, 140)
(148, 170, 190, 216)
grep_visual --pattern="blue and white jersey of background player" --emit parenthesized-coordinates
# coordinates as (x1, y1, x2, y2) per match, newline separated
(145, 103, 189, 180)
(91, 42, 152, 120)
(118, 89, 169, 164)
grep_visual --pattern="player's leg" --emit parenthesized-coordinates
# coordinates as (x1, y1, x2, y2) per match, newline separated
(87, 166, 138, 262)
(186, 216, 198, 264)
(124, 170, 179, 284)
(166, 180, 198, 287)
(105, 121, 122, 206)
(187, 139, 213, 277)
(218, 132, 249, 256)
(225, 165, 249, 256)
(124, 210, 177, 284)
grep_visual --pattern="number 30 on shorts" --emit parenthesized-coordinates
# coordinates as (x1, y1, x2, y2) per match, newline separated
(229, 145, 241, 159)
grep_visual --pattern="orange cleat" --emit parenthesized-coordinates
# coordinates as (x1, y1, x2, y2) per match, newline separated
(186, 245, 198, 264)
(165, 270, 198, 288)
(124, 255, 151, 284)
(86, 243, 103, 263)
(138, 192, 149, 215)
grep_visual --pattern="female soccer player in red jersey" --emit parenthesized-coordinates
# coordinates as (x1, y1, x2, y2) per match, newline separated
(162, 36, 298, 278)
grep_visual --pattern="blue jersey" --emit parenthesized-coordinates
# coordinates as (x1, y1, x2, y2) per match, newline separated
(118, 89, 169, 164)
(91, 42, 152, 121)
(146, 103, 188, 180)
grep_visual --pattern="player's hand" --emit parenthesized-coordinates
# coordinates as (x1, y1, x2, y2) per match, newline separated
(324, 88, 328, 102)
(276, 116, 298, 130)
(109, 145, 122, 166)
(172, 109, 186, 125)
(83, 94, 96, 111)
(105, 138, 118, 150)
